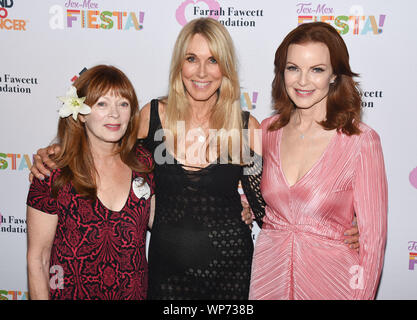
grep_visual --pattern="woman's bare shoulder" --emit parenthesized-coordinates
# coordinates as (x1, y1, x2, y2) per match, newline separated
(138, 102, 151, 139)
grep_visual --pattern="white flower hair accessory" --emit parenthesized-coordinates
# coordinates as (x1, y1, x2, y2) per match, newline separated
(58, 85, 91, 120)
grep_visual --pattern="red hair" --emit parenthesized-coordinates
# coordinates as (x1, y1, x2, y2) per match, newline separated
(269, 22, 362, 135)
(51, 65, 151, 198)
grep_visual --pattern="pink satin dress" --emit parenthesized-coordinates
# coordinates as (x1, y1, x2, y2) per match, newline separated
(249, 116, 388, 300)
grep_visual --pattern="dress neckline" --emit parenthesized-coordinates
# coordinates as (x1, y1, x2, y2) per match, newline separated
(149, 99, 247, 173)
(277, 127, 338, 188)
(96, 170, 134, 213)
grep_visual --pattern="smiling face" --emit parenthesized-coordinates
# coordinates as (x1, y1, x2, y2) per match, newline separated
(81, 91, 131, 147)
(284, 42, 336, 111)
(181, 33, 223, 106)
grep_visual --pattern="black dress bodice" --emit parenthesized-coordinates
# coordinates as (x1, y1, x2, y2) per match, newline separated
(140, 99, 265, 300)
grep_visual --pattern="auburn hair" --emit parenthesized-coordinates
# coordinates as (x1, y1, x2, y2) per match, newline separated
(269, 22, 362, 135)
(51, 65, 151, 199)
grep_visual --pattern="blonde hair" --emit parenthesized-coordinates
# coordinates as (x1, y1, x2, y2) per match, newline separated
(164, 18, 244, 162)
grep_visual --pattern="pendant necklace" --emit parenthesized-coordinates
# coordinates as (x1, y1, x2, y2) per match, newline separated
(190, 115, 209, 143)
(196, 127, 206, 143)
(294, 126, 307, 140)
(293, 110, 308, 139)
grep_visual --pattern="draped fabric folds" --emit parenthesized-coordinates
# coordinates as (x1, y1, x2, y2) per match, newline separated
(249, 116, 388, 300)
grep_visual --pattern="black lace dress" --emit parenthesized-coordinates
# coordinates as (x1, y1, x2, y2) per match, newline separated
(140, 99, 265, 300)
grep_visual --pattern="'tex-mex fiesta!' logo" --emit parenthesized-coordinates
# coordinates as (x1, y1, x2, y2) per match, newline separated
(240, 91, 258, 110)
(176, 0, 264, 27)
(296, 3, 386, 36)
(0, 153, 33, 171)
(49, 0, 145, 31)
(409, 241, 417, 271)
(0, 290, 28, 300)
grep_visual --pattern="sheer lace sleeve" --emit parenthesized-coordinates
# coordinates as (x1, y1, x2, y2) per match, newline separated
(241, 151, 266, 228)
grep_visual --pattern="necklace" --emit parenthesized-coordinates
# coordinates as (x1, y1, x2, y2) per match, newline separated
(294, 126, 307, 139)
(190, 115, 209, 143)
(196, 127, 206, 143)
(292, 111, 310, 139)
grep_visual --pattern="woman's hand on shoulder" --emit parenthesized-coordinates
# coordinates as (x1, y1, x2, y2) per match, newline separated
(29, 145, 60, 182)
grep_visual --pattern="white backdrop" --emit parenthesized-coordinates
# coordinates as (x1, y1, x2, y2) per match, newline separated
(1, 0, 416, 300)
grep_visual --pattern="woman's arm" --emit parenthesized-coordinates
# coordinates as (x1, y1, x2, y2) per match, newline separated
(148, 195, 155, 229)
(248, 115, 262, 155)
(26, 206, 58, 300)
(138, 103, 151, 139)
(241, 115, 266, 226)
(352, 129, 388, 299)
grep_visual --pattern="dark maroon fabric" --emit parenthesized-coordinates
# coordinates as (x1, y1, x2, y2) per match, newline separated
(27, 144, 154, 300)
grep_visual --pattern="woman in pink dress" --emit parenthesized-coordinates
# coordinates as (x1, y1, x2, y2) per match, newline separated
(249, 22, 388, 300)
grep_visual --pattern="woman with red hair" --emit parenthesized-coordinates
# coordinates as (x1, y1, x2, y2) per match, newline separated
(249, 22, 387, 300)
(26, 65, 154, 300)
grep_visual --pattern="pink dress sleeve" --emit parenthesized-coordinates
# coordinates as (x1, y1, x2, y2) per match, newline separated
(352, 129, 388, 299)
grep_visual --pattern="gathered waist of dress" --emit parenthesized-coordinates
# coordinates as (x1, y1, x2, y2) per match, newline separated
(262, 218, 347, 243)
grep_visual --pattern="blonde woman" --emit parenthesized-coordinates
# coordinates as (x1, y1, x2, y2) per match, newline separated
(138, 18, 265, 299)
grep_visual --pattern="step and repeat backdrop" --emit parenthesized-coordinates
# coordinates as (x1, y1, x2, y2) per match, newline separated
(1, 0, 416, 300)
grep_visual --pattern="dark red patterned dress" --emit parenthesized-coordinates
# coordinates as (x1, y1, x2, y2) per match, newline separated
(26, 145, 154, 300)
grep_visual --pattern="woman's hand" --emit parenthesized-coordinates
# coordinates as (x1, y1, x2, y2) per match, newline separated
(344, 216, 360, 252)
(29, 145, 60, 182)
(241, 196, 253, 229)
